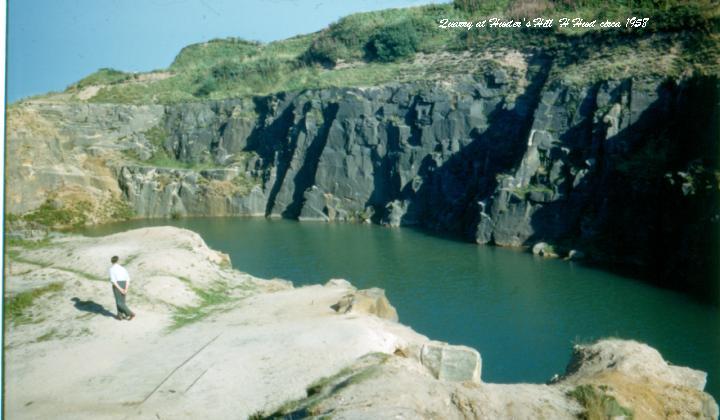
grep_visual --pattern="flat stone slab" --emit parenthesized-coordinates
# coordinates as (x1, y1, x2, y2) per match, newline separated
(420, 340, 482, 383)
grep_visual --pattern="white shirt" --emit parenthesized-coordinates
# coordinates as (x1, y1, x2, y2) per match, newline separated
(109, 264, 131, 285)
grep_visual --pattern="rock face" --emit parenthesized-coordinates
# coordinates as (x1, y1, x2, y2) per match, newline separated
(6, 63, 719, 297)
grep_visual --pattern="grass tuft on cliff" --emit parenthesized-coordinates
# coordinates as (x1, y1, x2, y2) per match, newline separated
(263, 352, 391, 418)
(28, 0, 719, 105)
(568, 384, 634, 420)
(67, 68, 134, 91)
(168, 279, 235, 331)
(22, 199, 92, 228)
(4, 283, 64, 325)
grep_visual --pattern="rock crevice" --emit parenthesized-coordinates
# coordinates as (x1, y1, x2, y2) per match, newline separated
(6, 66, 719, 298)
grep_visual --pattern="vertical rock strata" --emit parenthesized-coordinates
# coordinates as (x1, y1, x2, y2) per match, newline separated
(6, 61, 718, 296)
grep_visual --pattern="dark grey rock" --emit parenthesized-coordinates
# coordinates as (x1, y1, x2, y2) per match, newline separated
(11, 66, 718, 300)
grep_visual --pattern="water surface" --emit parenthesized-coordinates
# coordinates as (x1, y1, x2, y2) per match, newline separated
(81, 218, 720, 398)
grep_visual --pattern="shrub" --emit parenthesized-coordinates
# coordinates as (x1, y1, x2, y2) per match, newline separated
(246, 57, 283, 81)
(170, 37, 260, 70)
(194, 75, 218, 97)
(210, 58, 284, 83)
(22, 200, 91, 227)
(650, 3, 718, 33)
(195, 57, 288, 96)
(365, 21, 419, 62)
(69, 68, 132, 90)
(305, 37, 344, 67)
(211, 61, 243, 82)
(453, 0, 509, 14)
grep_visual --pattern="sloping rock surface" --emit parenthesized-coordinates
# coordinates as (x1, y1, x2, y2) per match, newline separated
(4, 227, 716, 419)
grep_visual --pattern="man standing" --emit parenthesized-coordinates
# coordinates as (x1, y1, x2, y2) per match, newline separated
(109, 255, 135, 320)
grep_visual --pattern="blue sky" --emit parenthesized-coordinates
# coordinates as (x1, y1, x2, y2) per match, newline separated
(7, 0, 447, 102)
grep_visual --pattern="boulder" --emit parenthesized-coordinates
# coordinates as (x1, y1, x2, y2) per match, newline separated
(532, 242, 559, 258)
(566, 249, 586, 261)
(330, 287, 398, 321)
(420, 341, 482, 383)
(562, 339, 708, 391)
(324, 278, 354, 289)
(383, 200, 409, 227)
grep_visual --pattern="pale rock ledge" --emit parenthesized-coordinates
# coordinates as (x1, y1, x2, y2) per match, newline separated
(4, 227, 717, 419)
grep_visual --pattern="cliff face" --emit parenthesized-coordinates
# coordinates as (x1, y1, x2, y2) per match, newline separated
(6, 57, 719, 297)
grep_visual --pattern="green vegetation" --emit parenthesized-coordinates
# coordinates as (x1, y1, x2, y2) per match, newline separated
(454, 0, 510, 14)
(140, 125, 174, 166)
(22, 199, 92, 228)
(194, 57, 289, 97)
(36, 327, 92, 342)
(4, 236, 105, 281)
(264, 352, 390, 418)
(67, 68, 133, 91)
(171, 38, 262, 71)
(43, 0, 718, 104)
(229, 173, 259, 196)
(169, 281, 234, 331)
(35, 328, 60, 342)
(52, 266, 104, 282)
(125, 124, 223, 170)
(366, 20, 420, 62)
(5, 236, 52, 251)
(510, 182, 554, 198)
(4, 282, 64, 325)
(108, 198, 135, 221)
(568, 384, 634, 420)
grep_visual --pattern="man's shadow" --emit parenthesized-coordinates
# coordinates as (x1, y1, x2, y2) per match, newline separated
(71, 297, 115, 318)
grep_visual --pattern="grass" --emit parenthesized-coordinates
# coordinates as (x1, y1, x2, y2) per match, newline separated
(264, 352, 390, 418)
(21, 199, 92, 228)
(52, 266, 104, 282)
(4, 282, 64, 325)
(7, 255, 53, 269)
(36, 326, 92, 342)
(510, 183, 554, 198)
(5, 237, 105, 282)
(123, 125, 262, 192)
(35, 328, 60, 342)
(568, 384, 634, 420)
(168, 282, 234, 331)
(35, 0, 716, 105)
(5, 236, 53, 267)
(107, 198, 135, 221)
(5, 236, 52, 250)
(66, 68, 133, 91)
(124, 124, 225, 170)
(8, 252, 104, 282)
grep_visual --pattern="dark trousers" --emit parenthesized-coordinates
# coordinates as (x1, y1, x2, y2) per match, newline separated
(112, 281, 134, 318)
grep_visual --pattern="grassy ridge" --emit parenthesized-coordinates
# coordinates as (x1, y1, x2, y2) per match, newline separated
(57, 0, 718, 104)
(4, 282, 64, 325)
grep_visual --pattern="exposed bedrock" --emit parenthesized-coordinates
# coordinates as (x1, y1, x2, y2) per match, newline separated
(146, 71, 718, 298)
(6, 61, 718, 299)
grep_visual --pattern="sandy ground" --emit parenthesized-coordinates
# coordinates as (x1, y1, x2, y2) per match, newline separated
(4, 227, 425, 419)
